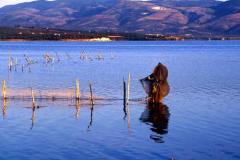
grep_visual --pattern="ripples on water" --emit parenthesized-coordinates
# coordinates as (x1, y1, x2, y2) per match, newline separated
(0, 41, 240, 160)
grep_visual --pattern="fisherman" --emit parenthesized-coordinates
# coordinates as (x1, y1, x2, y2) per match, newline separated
(140, 63, 170, 103)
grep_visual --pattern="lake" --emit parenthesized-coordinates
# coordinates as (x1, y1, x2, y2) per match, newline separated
(0, 41, 240, 160)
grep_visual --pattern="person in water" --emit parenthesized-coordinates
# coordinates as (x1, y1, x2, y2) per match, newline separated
(140, 63, 170, 103)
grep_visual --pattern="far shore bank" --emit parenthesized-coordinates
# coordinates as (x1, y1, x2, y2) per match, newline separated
(1, 38, 240, 42)
(1, 27, 240, 42)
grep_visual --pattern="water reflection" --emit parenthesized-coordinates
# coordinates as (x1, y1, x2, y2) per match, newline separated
(2, 99, 7, 119)
(140, 103, 170, 143)
(31, 105, 36, 130)
(87, 104, 94, 130)
(30, 104, 46, 129)
(75, 100, 80, 119)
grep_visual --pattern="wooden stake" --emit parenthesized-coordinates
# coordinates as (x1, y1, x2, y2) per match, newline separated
(126, 73, 131, 105)
(2, 80, 7, 100)
(76, 79, 80, 100)
(89, 83, 94, 106)
(31, 88, 36, 108)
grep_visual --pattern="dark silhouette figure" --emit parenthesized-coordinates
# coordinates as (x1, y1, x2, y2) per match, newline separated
(140, 63, 170, 103)
(140, 103, 170, 143)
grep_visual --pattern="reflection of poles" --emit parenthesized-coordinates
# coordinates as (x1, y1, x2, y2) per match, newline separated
(31, 104, 36, 130)
(2, 99, 7, 119)
(127, 105, 131, 129)
(2, 80, 7, 100)
(87, 106, 94, 130)
(1, 80, 7, 119)
(75, 100, 80, 119)
(87, 83, 94, 130)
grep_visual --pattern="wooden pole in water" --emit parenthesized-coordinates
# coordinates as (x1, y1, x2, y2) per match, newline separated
(31, 88, 36, 108)
(126, 73, 131, 105)
(89, 83, 94, 106)
(2, 80, 7, 100)
(76, 79, 80, 101)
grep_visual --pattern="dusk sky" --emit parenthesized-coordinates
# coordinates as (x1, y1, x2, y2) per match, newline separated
(0, 0, 56, 7)
(0, 0, 228, 8)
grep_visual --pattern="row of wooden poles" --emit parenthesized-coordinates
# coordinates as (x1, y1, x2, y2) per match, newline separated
(1, 73, 131, 105)
(1, 74, 132, 129)
(1, 79, 94, 103)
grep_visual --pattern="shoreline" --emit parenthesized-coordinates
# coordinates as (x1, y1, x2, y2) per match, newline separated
(1, 38, 240, 42)
(1, 26, 240, 42)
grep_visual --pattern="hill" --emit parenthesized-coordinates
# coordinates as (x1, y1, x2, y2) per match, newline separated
(0, 0, 239, 37)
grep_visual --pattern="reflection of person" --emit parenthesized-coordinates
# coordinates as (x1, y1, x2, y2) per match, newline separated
(140, 63, 170, 103)
(140, 103, 170, 143)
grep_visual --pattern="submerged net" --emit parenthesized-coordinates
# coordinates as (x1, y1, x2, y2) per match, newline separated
(140, 74, 153, 95)
(1, 88, 93, 100)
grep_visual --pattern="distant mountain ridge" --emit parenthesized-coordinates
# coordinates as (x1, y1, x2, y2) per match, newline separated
(0, 0, 239, 36)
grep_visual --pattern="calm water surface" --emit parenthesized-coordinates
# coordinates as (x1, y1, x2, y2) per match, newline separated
(0, 41, 240, 160)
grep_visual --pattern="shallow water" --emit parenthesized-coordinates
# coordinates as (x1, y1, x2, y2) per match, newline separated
(0, 41, 240, 160)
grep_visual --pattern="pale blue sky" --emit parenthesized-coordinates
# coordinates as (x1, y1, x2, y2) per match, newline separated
(0, 0, 228, 8)
(0, 0, 36, 7)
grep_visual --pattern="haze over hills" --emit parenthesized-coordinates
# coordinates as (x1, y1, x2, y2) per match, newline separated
(0, 0, 239, 36)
